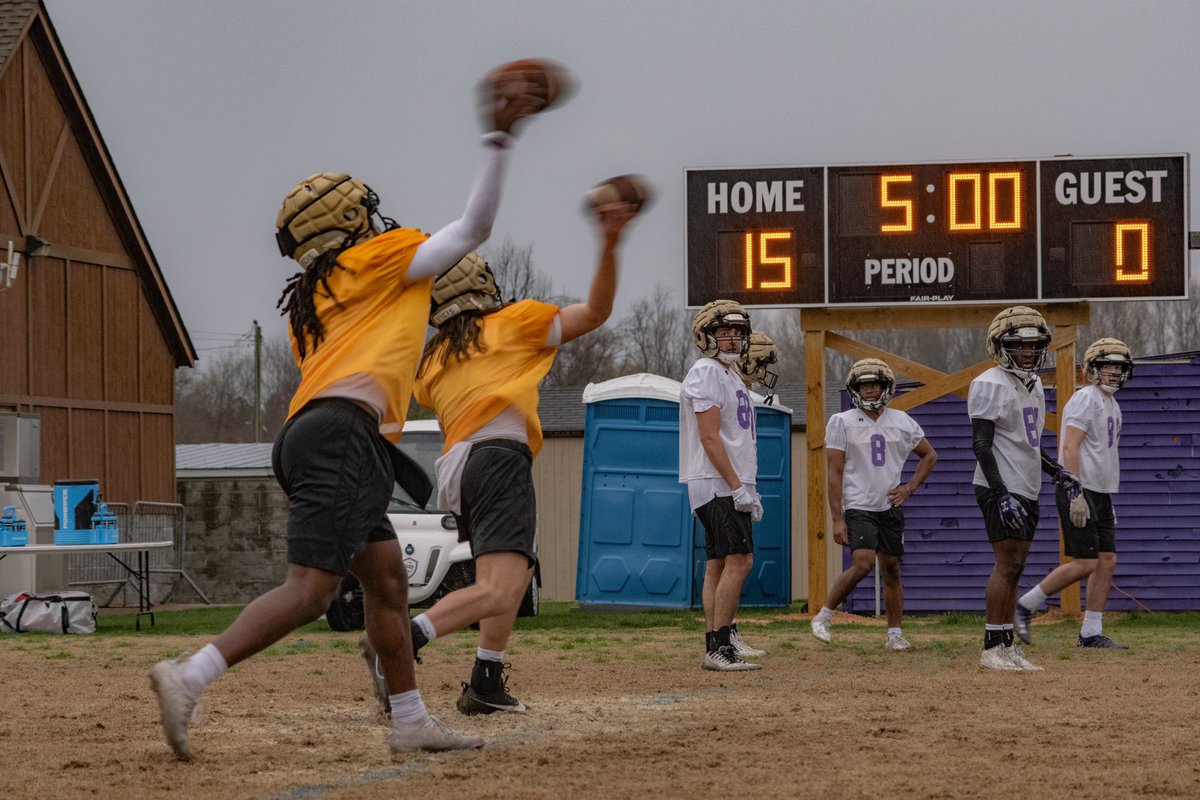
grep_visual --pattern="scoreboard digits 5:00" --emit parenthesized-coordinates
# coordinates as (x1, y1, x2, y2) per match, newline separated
(684, 154, 1188, 307)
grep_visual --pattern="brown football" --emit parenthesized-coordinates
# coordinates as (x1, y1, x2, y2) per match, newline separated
(484, 58, 575, 111)
(584, 174, 654, 215)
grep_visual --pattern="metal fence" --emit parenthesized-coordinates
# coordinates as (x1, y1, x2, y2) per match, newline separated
(68, 500, 210, 606)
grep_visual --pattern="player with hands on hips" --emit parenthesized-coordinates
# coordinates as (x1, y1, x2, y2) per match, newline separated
(1015, 338, 1133, 650)
(969, 306, 1079, 671)
(810, 359, 936, 651)
(680, 300, 765, 671)
(149, 62, 560, 760)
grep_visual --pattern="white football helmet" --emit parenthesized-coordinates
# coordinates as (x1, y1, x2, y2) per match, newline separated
(738, 331, 779, 396)
(987, 305, 1051, 382)
(845, 358, 895, 412)
(692, 299, 751, 361)
(1084, 337, 1133, 391)
(275, 172, 396, 267)
(430, 251, 502, 326)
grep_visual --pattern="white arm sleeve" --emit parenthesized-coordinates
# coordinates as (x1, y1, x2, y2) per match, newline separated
(408, 131, 511, 282)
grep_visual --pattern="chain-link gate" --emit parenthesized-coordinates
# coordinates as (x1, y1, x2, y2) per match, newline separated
(69, 501, 210, 606)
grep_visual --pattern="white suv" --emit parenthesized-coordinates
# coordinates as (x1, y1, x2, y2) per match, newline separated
(324, 419, 540, 631)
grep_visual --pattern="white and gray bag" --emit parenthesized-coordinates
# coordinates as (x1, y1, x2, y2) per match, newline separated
(0, 590, 97, 634)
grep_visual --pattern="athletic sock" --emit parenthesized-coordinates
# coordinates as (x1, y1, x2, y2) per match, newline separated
(816, 606, 835, 623)
(182, 643, 227, 691)
(476, 647, 504, 663)
(1019, 585, 1048, 611)
(984, 624, 1005, 650)
(887, 627, 902, 639)
(1080, 611, 1103, 638)
(389, 689, 427, 725)
(705, 630, 716, 653)
(412, 613, 438, 643)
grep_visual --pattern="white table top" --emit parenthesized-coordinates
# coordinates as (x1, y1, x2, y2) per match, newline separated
(0, 541, 173, 555)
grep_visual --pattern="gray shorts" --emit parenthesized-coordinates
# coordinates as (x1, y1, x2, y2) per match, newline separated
(457, 439, 537, 565)
(844, 507, 905, 556)
(272, 398, 396, 576)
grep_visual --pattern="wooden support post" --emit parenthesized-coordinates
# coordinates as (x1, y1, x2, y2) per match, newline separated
(1054, 328, 1081, 616)
(805, 329, 827, 612)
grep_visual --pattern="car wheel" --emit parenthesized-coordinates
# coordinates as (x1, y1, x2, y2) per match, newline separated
(517, 568, 540, 617)
(326, 575, 365, 631)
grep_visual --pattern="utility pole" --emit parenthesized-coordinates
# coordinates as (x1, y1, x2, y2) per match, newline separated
(253, 320, 262, 443)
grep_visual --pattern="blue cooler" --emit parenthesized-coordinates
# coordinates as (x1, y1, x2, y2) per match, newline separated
(0, 506, 28, 547)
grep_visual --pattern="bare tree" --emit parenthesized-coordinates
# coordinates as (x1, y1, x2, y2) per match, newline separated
(175, 348, 256, 442)
(618, 285, 693, 381)
(484, 237, 553, 304)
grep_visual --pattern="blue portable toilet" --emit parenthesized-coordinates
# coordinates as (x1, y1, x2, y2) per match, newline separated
(576, 373, 792, 609)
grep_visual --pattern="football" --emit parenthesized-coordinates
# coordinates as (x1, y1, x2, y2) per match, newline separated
(482, 57, 575, 114)
(584, 174, 654, 216)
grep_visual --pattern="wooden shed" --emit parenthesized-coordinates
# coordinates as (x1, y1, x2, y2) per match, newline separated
(0, 1, 195, 504)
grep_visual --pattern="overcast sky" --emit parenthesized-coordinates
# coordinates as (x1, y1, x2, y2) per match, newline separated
(43, 0, 1199, 365)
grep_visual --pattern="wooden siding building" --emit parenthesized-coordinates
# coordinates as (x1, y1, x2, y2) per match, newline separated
(0, 1, 195, 504)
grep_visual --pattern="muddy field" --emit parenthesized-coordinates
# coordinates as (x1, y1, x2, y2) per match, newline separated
(1, 611, 1197, 800)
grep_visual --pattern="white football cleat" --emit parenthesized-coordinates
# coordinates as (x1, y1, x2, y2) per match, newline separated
(811, 617, 832, 643)
(979, 646, 1022, 671)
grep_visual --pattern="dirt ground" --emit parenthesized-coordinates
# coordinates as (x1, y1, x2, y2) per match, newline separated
(1, 611, 1197, 800)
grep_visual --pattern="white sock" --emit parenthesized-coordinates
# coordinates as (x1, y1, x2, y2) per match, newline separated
(477, 647, 504, 662)
(887, 627, 902, 639)
(389, 689, 427, 725)
(816, 606, 834, 623)
(182, 643, 227, 691)
(412, 613, 438, 643)
(1080, 611, 1103, 638)
(1019, 585, 1048, 611)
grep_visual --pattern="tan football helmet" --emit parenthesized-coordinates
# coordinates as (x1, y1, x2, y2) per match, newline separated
(987, 305, 1051, 381)
(738, 332, 779, 393)
(1084, 337, 1133, 388)
(691, 299, 751, 358)
(845, 358, 895, 412)
(276, 172, 392, 267)
(430, 251, 502, 326)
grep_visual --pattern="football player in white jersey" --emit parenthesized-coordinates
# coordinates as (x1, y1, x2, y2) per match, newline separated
(969, 306, 1083, 671)
(1015, 338, 1132, 649)
(680, 300, 763, 671)
(810, 359, 937, 650)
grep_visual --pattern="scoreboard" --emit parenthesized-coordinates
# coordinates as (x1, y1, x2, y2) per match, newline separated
(685, 154, 1189, 307)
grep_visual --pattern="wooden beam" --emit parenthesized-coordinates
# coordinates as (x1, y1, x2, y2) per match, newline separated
(1054, 328, 1081, 615)
(805, 329, 827, 613)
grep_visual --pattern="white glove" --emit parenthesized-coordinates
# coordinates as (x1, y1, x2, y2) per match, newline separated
(1069, 494, 1090, 528)
(751, 495, 764, 523)
(732, 486, 757, 516)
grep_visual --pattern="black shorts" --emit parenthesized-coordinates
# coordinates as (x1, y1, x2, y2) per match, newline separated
(272, 398, 396, 576)
(695, 495, 755, 560)
(1055, 486, 1117, 559)
(975, 484, 1040, 543)
(844, 507, 905, 556)
(457, 439, 537, 565)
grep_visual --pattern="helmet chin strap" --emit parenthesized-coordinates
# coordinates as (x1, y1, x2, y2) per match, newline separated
(1100, 383, 1120, 394)
(717, 351, 741, 364)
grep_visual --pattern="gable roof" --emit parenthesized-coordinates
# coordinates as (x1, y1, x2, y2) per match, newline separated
(0, 1, 194, 366)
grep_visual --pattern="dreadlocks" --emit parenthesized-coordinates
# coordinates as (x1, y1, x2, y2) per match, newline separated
(418, 309, 500, 378)
(275, 231, 367, 359)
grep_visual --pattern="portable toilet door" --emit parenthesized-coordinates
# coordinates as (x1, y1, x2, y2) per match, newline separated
(689, 397, 793, 608)
(577, 375, 693, 608)
(576, 374, 792, 609)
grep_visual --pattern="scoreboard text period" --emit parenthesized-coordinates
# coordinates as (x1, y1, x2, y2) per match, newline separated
(685, 154, 1189, 308)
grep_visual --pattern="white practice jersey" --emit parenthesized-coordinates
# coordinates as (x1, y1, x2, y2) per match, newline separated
(968, 366, 1045, 500)
(679, 357, 758, 511)
(1060, 384, 1122, 494)
(825, 406, 925, 512)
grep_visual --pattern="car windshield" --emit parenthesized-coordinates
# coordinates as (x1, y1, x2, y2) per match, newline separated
(390, 431, 444, 513)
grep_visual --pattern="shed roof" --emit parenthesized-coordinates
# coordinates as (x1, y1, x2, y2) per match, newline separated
(177, 443, 273, 472)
